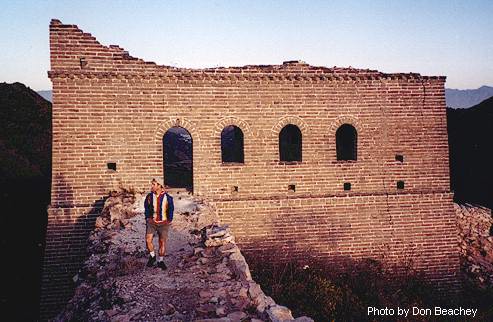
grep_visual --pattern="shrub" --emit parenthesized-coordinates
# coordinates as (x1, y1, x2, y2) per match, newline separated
(249, 260, 355, 321)
(246, 255, 447, 322)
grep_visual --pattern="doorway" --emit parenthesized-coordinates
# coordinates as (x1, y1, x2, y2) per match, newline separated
(163, 126, 193, 191)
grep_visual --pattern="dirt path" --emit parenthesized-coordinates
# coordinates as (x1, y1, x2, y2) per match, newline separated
(107, 194, 243, 322)
(55, 192, 275, 322)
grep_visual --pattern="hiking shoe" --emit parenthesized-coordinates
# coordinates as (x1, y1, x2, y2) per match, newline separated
(146, 255, 156, 267)
(157, 261, 167, 270)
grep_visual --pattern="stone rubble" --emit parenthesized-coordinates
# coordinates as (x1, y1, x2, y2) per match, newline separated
(456, 203, 493, 288)
(53, 189, 313, 322)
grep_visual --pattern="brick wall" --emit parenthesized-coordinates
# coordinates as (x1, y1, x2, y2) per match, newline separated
(40, 205, 103, 318)
(213, 192, 459, 289)
(41, 19, 459, 319)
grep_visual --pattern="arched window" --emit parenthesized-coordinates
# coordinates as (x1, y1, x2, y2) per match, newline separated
(221, 125, 244, 163)
(279, 124, 302, 162)
(336, 124, 357, 161)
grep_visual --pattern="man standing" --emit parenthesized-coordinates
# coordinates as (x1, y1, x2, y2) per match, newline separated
(144, 178, 174, 270)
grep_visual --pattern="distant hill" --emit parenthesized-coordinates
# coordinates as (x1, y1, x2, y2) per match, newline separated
(447, 96, 493, 209)
(446, 86, 493, 109)
(0, 82, 52, 321)
(37, 90, 52, 102)
(0, 82, 52, 179)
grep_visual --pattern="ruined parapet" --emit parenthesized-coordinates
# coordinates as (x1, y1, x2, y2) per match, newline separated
(456, 203, 493, 288)
(53, 191, 313, 322)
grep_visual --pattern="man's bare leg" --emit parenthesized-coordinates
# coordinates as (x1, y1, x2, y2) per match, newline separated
(157, 235, 167, 270)
(146, 233, 156, 267)
(158, 236, 166, 257)
(146, 233, 155, 253)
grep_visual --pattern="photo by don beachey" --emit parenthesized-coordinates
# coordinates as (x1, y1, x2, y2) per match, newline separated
(367, 306, 478, 318)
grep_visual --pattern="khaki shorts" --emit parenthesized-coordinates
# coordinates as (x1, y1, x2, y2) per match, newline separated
(146, 219, 170, 238)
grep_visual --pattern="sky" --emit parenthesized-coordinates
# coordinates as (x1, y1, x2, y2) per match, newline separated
(0, 0, 492, 90)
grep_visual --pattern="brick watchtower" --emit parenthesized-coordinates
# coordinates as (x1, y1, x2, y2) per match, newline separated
(40, 19, 459, 319)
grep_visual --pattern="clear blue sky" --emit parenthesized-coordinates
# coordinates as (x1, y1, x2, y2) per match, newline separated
(1, 0, 491, 90)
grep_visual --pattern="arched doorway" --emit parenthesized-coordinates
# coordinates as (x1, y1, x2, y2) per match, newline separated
(163, 126, 193, 191)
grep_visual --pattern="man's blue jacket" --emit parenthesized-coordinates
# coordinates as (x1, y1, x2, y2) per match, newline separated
(144, 192, 174, 222)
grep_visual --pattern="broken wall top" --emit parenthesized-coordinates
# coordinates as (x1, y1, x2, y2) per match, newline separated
(49, 19, 446, 83)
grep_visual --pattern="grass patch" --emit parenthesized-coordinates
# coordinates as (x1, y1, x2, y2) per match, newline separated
(246, 255, 493, 321)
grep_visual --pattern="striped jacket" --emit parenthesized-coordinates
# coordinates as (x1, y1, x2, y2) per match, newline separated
(144, 192, 174, 222)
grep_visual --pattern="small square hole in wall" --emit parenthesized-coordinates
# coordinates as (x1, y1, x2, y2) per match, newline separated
(397, 181, 405, 189)
(231, 186, 239, 193)
(395, 154, 404, 162)
(288, 184, 296, 192)
(344, 182, 351, 191)
(107, 162, 117, 171)
(80, 57, 88, 69)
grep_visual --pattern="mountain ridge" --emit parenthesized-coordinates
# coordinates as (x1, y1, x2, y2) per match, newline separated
(447, 95, 493, 209)
(446, 85, 493, 109)
(0, 82, 52, 321)
(1, 82, 52, 179)
(37, 90, 52, 102)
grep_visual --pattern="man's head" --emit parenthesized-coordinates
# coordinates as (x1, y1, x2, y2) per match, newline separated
(151, 178, 165, 194)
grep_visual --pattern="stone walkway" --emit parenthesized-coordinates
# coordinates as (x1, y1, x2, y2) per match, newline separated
(55, 191, 311, 322)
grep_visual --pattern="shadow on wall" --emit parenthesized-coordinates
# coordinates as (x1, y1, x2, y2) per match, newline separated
(50, 174, 74, 207)
(234, 199, 458, 293)
(39, 174, 108, 320)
